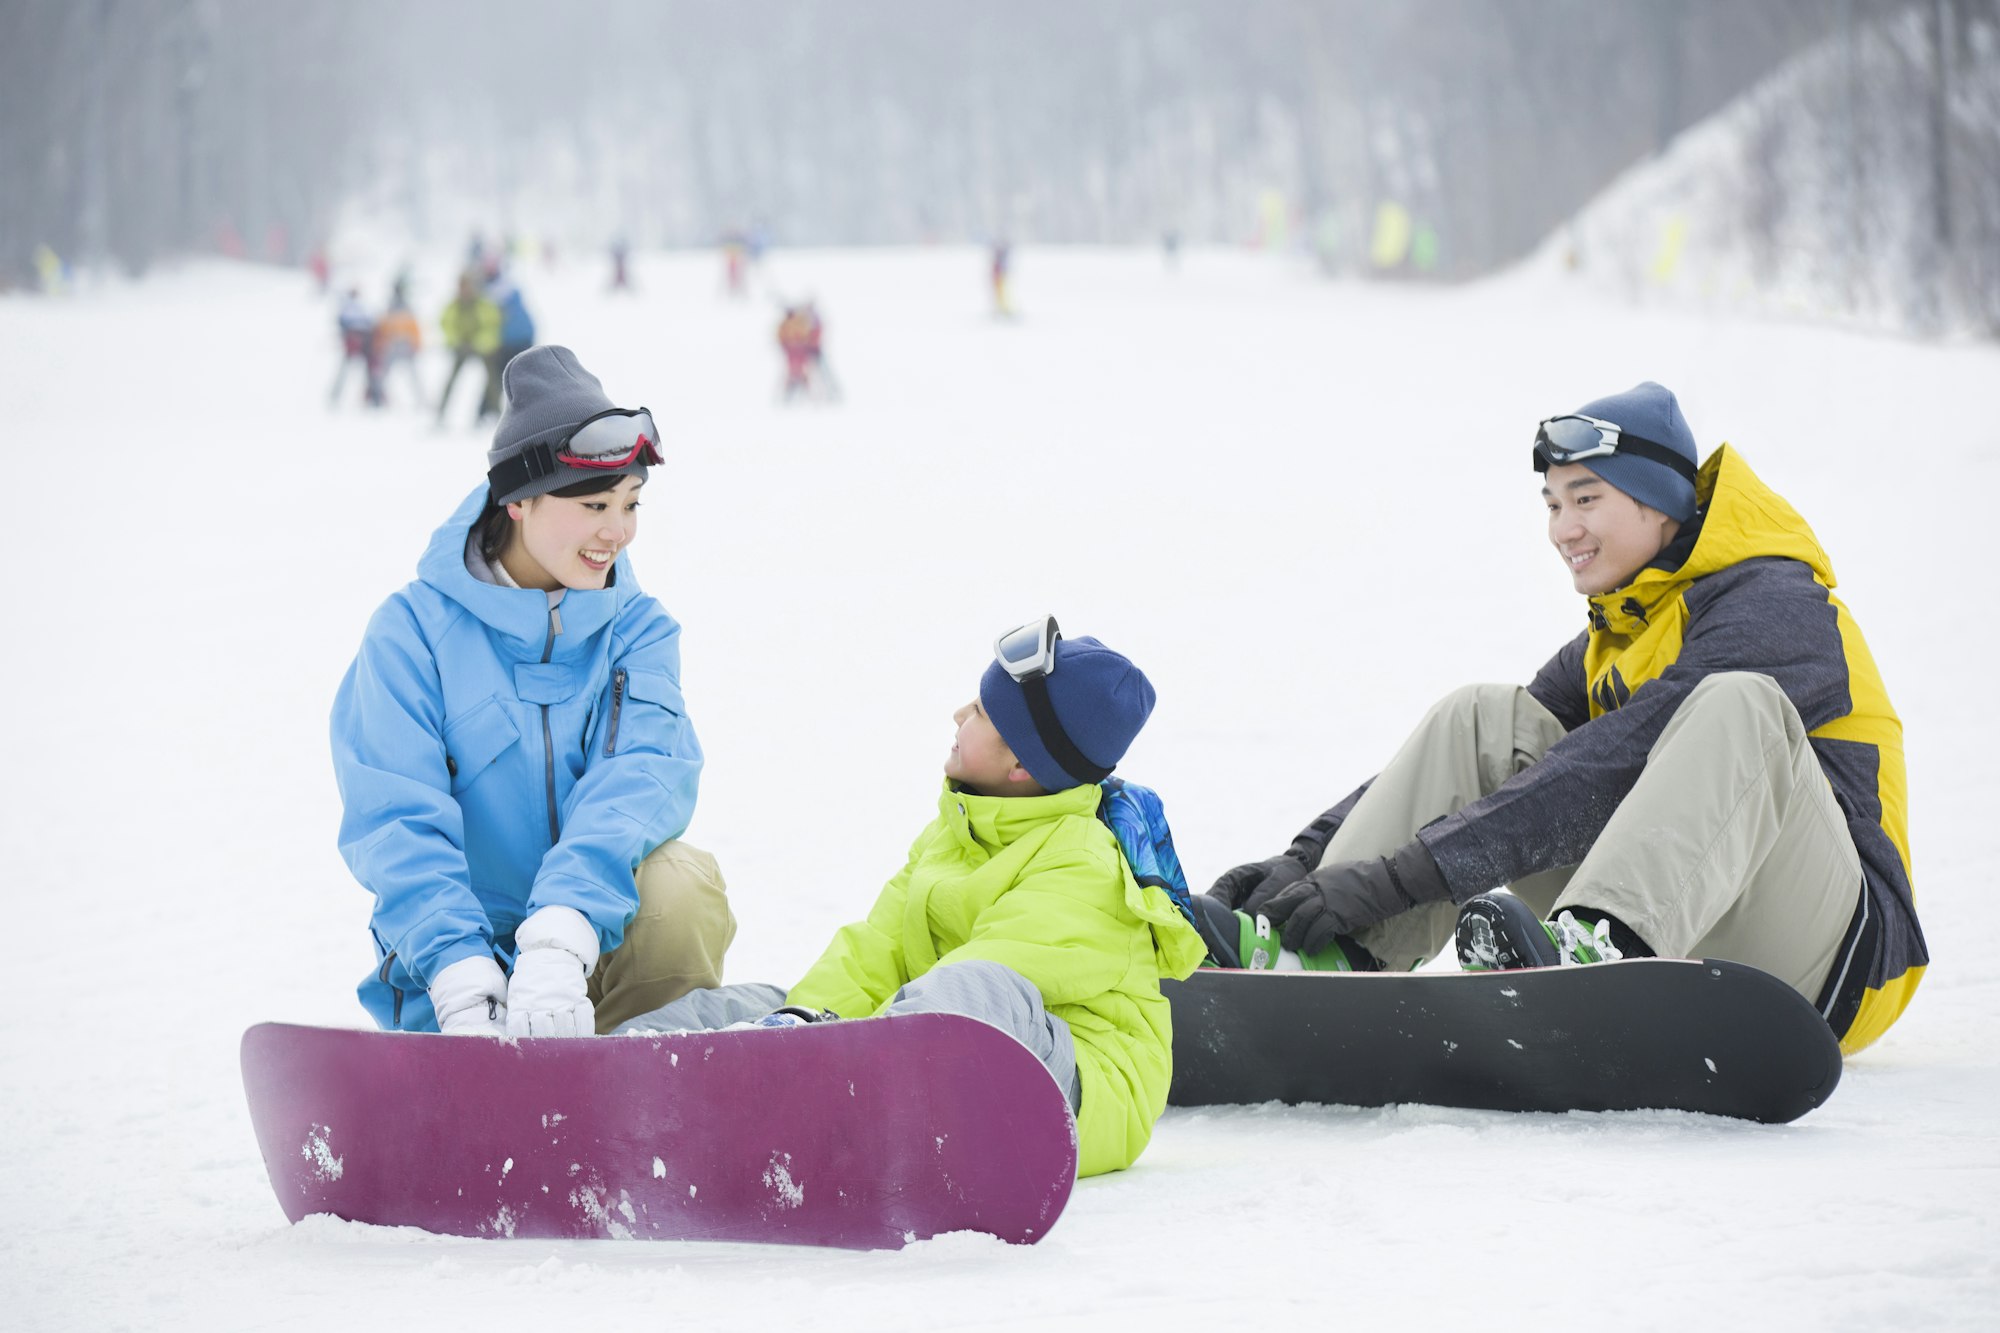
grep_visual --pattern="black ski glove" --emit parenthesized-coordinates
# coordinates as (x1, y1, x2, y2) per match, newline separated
(1206, 854, 1309, 915)
(1258, 840, 1451, 956)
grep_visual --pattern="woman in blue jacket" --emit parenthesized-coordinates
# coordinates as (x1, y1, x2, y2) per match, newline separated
(331, 345, 733, 1037)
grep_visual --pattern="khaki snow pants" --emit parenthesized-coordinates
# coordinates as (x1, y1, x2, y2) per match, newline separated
(587, 840, 738, 1034)
(1332, 673, 1861, 1004)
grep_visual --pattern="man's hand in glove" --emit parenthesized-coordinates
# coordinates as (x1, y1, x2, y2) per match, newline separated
(1256, 841, 1451, 956)
(1205, 854, 1310, 917)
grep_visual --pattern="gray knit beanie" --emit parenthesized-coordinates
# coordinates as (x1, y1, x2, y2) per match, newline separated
(485, 346, 649, 505)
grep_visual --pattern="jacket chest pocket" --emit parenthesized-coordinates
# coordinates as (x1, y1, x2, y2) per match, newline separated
(443, 695, 523, 795)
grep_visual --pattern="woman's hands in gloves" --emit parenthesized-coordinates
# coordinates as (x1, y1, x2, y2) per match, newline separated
(505, 905, 601, 1038)
(1256, 841, 1451, 956)
(428, 954, 509, 1037)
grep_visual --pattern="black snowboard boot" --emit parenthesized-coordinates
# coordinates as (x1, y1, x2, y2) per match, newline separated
(1456, 892, 1625, 970)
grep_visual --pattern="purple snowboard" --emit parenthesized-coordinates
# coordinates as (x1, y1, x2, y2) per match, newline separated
(241, 1012, 1077, 1249)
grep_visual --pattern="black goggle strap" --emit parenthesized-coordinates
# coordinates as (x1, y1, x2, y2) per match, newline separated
(1533, 431, 1699, 483)
(1019, 673, 1111, 787)
(486, 440, 560, 500)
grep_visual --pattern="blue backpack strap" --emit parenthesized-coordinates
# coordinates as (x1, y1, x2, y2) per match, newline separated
(1097, 777, 1196, 929)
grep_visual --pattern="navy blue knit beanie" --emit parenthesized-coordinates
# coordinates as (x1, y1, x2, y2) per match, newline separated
(1560, 382, 1701, 523)
(979, 635, 1155, 792)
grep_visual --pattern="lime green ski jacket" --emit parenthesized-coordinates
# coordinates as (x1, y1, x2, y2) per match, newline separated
(786, 780, 1207, 1177)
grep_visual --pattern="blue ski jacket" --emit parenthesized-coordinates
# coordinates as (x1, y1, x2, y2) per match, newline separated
(331, 485, 702, 1029)
(491, 279, 536, 347)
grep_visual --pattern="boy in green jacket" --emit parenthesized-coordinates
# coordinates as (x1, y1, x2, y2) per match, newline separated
(619, 617, 1207, 1176)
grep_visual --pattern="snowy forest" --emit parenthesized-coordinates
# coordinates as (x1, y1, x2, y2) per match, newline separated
(5, 0, 1997, 331)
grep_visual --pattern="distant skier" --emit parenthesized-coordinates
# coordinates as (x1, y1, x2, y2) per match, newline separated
(373, 279, 424, 408)
(800, 300, 839, 401)
(1203, 382, 1924, 1057)
(619, 617, 1204, 1179)
(481, 270, 538, 422)
(989, 241, 1014, 318)
(329, 287, 383, 408)
(436, 271, 500, 427)
(608, 237, 631, 292)
(775, 299, 839, 403)
(776, 305, 815, 400)
(332, 345, 735, 1038)
(721, 232, 748, 298)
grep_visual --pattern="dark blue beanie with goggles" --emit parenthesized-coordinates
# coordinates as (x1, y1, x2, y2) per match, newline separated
(1537, 381, 1701, 523)
(979, 636, 1155, 792)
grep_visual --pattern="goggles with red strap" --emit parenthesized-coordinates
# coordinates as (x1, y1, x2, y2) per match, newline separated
(488, 408, 662, 499)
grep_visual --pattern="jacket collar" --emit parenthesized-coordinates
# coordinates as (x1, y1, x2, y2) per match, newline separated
(1583, 445, 1832, 636)
(938, 779, 1101, 855)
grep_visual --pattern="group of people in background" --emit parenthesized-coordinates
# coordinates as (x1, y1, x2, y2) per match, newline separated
(328, 248, 537, 426)
(327, 233, 1032, 421)
(327, 276, 425, 411)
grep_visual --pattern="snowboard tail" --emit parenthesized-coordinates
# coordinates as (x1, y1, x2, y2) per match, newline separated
(1164, 957, 1841, 1124)
(241, 1012, 1077, 1249)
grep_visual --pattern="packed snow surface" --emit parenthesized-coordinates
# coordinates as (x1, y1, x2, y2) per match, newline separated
(2, 244, 1996, 1330)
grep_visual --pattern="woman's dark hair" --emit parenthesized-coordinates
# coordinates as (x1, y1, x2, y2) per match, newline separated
(477, 472, 630, 564)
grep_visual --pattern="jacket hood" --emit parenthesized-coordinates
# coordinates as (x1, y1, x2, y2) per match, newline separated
(1589, 446, 1833, 631)
(1678, 445, 1834, 584)
(415, 484, 639, 653)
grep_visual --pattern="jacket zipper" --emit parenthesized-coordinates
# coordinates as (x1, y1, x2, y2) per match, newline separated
(541, 603, 562, 846)
(604, 667, 627, 757)
(378, 951, 403, 1027)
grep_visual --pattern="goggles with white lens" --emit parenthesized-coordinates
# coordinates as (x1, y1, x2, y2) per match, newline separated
(992, 614, 1112, 786)
(489, 408, 663, 499)
(994, 614, 1060, 682)
(1533, 413, 1698, 482)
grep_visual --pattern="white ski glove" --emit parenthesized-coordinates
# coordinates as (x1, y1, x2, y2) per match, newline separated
(428, 954, 509, 1037)
(506, 905, 600, 1038)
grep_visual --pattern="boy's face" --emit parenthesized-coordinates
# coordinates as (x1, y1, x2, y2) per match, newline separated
(945, 699, 1041, 797)
(1542, 463, 1681, 596)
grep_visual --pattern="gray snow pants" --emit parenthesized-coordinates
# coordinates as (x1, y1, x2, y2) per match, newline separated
(615, 959, 1083, 1112)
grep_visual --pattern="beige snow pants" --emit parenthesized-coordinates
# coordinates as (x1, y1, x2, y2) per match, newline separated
(587, 840, 738, 1034)
(1332, 673, 1861, 1004)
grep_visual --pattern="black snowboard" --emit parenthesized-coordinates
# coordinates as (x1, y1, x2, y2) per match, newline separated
(1163, 958, 1841, 1123)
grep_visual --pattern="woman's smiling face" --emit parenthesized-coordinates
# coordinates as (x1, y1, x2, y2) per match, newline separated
(503, 475, 645, 591)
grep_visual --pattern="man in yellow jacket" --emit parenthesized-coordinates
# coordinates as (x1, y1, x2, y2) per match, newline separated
(620, 620, 1206, 1176)
(1211, 383, 1924, 1056)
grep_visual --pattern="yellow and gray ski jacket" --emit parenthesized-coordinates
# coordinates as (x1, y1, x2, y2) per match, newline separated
(785, 781, 1208, 1177)
(1299, 447, 1923, 1054)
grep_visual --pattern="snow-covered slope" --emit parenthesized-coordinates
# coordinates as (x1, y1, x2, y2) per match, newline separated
(2, 246, 1995, 1330)
(1548, 7, 2000, 337)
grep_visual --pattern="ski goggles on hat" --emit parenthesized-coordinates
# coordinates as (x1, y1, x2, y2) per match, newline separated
(1533, 413, 1697, 482)
(552, 407, 662, 469)
(995, 613, 1061, 682)
(488, 408, 662, 499)
(993, 614, 1112, 785)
